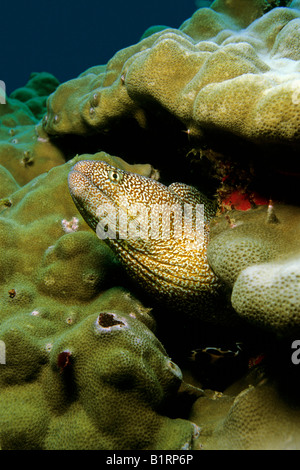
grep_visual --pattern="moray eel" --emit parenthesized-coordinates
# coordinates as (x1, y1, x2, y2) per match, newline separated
(68, 160, 223, 318)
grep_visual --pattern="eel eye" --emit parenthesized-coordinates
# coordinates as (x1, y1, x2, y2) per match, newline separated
(108, 169, 123, 184)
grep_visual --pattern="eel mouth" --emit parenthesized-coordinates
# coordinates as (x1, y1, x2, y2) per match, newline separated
(68, 160, 99, 190)
(68, 160, 111, 204)
(68, 165, 93, 201)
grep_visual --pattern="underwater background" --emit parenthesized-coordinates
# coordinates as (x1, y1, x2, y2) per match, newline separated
(1, 0, 207, 94)
(1, 0, 300, 452)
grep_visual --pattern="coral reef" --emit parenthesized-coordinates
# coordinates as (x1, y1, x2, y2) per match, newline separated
(43, 1, 300, 152)
(0, 74, 65, 186)
(40, 0, 300, 205)
(0, 293, 199, 450)
(208, 203, 300, 336)
(10, 72, 60, 120)
(0, 151, 199, 449)
(1, 0, 300, 451)
(190, 369, 300, 450)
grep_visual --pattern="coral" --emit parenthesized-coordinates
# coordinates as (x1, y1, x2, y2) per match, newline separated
(140, 25, 169, 40)
(190, 372, 300, 450)
(39, 1, 300, 207)
(231, 256, 300, 335)
(43, 1, 300, 151)
(0, 151, 198, 450)
(0, 82, 5, 104)
(0, 94, 65, 186)
(0, 164, 20, 198)
(1, 0, 300, 450)
(10, 72, 60, 120)
(207, 203, 300, 335)
(0, 295, 199, 450)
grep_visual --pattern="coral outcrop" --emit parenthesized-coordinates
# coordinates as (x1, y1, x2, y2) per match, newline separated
(43, 1, 300, 151)
(10, 72, 60, 120)
(1, 0, 300, 451)
(40, 0, 300, 205)
(0, 152, 198, 449)
(0, 73, 65, 186)
(208, 203, 300, 336)
(0, 292, 198, 450)
(190, 370, 300, 450)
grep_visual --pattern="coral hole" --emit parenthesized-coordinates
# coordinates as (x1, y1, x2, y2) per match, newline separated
(57, 349, 72, 372)
(97, 312, 125, 328)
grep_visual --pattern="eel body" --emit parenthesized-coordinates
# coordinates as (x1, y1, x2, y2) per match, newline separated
(68, 160, 222, 316)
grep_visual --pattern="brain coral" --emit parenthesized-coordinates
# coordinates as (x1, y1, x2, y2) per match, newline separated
(43, 0, 300, 152)
(207, 203, 300, 335)
(0, 151, 198, 449)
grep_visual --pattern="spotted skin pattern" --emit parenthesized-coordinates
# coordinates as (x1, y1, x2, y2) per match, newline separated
(68, 160, 222, 315)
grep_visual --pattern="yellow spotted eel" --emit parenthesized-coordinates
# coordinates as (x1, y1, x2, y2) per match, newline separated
(68, 160, 224, 318)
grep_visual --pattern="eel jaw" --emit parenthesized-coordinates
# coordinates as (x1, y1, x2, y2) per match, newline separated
(68, 161, 118, 232)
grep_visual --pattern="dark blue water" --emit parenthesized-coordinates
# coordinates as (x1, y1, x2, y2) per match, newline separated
(1, 0, 209, 95)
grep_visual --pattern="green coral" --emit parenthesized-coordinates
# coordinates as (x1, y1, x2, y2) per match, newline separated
(0, 298, 198, 450)
(43, 2, 300, 151)
(0, 152, 198, 450)
(39, 1, 300, 209)
(0, 164, 20, 198)
(207, 204, 300, 335)
(1, 0, 300, 450)
(10, 72, 60, 120)
(0, 97, 65, 186)
(190, 371, 300, 450)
